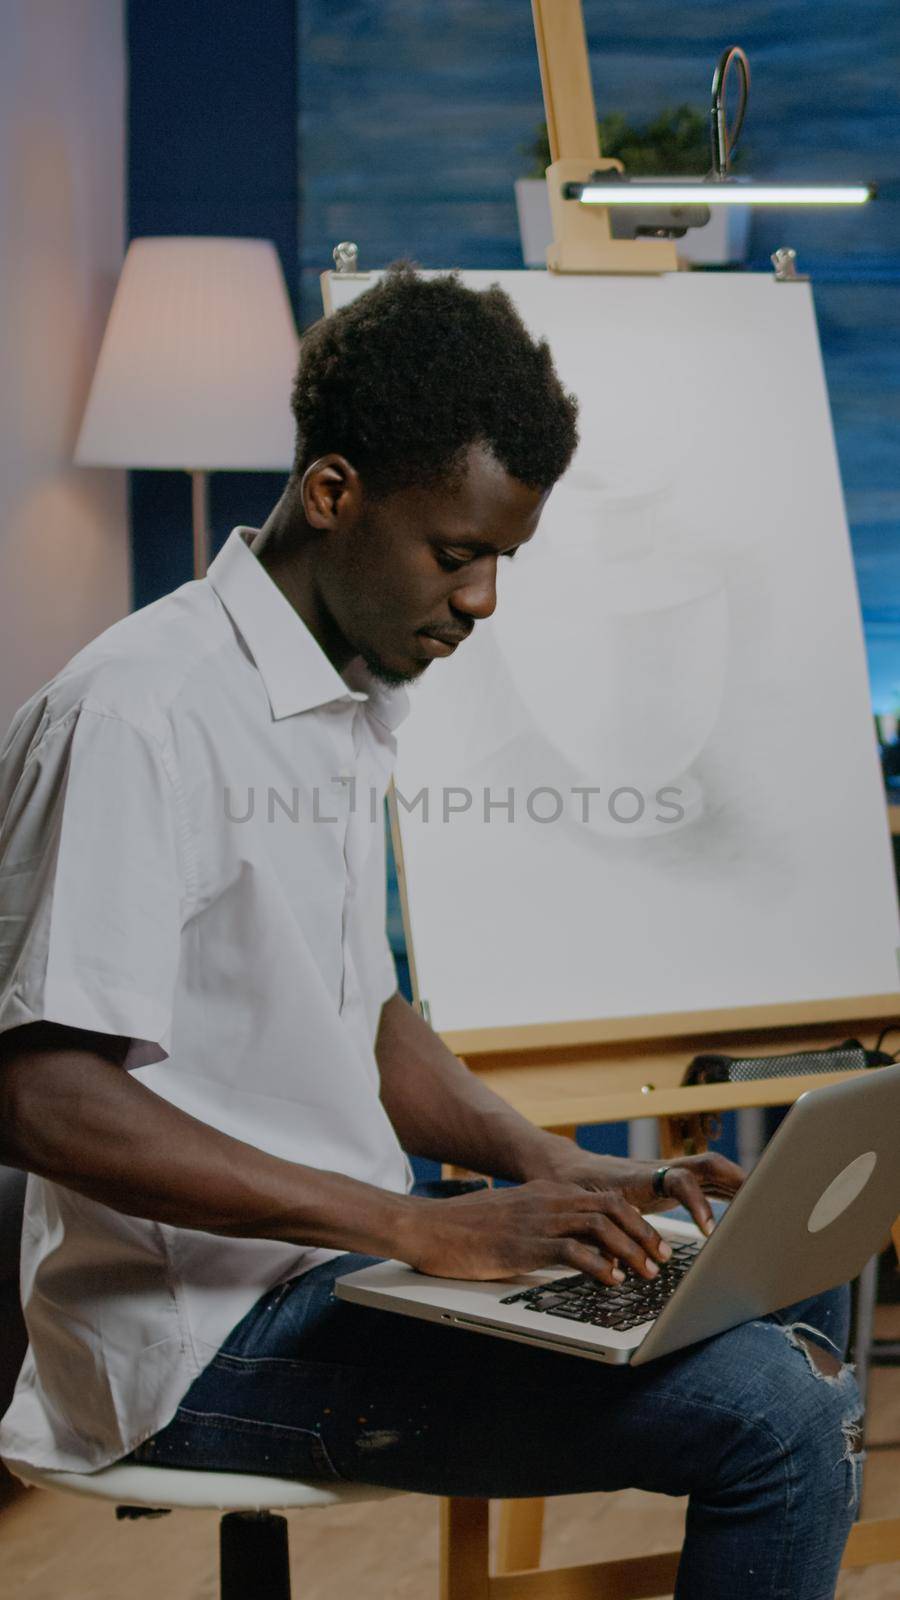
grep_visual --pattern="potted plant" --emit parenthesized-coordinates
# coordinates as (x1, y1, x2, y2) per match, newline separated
(514, 106, 751, 267)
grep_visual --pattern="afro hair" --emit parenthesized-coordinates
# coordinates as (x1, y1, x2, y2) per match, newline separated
(290, 263, 579, 498)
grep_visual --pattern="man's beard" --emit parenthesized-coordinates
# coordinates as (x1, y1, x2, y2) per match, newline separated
(359, 646, 427, 689)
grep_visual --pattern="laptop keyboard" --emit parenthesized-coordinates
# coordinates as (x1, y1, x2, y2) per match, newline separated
(498, 1241, 702, 1332)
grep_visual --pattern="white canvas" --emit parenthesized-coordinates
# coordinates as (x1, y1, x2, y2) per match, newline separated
(325, 270, 900, 1034)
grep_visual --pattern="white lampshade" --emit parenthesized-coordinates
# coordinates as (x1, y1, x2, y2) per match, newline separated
(75, 236, 300, 471)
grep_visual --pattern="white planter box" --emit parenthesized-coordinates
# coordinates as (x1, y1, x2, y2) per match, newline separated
(514, 178, 751, 268)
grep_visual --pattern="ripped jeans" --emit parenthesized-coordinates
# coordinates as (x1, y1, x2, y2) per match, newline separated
(126, 1186, 862, 1600)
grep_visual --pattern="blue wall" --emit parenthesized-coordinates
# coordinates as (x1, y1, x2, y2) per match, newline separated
(297, 0, 543, 322)
(127, 0, 299, 606)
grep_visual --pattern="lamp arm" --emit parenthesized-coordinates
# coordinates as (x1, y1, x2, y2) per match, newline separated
(710, 45, 751, 178)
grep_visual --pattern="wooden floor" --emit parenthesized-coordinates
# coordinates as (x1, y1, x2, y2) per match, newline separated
(3, 1311, 900, 1600)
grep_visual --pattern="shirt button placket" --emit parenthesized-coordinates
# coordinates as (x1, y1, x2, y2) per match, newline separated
(340, 705, 370, 1016)
(336, 703, 362, 1014)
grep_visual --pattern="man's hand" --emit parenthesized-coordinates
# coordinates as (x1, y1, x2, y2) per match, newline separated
(538, 1146, 745, 1240)
(375, 995, 745, 1282)
(393, 1149, 744, 1286)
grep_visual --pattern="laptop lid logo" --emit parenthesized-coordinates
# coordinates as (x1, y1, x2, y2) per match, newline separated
(807, 1151, 878, 1234)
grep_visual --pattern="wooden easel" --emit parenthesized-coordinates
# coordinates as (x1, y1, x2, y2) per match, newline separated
(411, 2, 900, 1591)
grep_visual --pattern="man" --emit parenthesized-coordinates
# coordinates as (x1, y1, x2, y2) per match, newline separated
(0, 268, 859, 1596)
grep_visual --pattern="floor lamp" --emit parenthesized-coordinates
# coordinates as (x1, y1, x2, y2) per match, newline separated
(75, 236, 300, 578)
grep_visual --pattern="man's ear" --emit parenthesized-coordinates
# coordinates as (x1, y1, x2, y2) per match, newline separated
(300, 455, 361, 530)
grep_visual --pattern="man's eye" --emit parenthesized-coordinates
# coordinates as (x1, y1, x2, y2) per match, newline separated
(437, 549, 518, 572)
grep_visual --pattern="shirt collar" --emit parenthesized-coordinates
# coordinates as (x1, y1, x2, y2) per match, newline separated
(206, 527, 409, 731)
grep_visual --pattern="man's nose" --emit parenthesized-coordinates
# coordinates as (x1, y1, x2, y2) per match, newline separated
(450, 557, 498, 620)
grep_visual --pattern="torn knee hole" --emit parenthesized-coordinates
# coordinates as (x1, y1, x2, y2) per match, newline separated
(773, 1320, 853, 1385)
(794, 1332, 843, 1381)
(841, 1416, 865, 1458)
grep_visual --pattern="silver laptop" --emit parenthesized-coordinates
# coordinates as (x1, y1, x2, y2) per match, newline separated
(337, 1063, 900, 1365)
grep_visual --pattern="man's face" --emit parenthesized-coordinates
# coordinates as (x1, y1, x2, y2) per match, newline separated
(315, 443, 548, 685)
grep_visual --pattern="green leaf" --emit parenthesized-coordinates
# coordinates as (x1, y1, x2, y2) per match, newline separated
(521, 104, 746, 178)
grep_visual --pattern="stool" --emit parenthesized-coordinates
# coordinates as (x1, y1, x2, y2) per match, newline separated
(9, 1459, 403, 1599)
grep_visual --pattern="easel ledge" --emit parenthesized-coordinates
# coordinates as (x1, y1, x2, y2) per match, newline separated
(442, 991, 899, 1059)
(447, 1000, 899, 1137)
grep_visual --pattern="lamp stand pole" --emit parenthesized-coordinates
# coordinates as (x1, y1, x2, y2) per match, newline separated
(190, 468, 210, 579)
(532, 0, 677, 273)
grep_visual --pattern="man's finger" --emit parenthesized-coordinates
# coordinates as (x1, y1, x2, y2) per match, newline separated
(560, 1239, 626, 1285)
(683, 1151, 744, 1195)
(548, 1192, 667, 1262)
(566, 1211, 666, 1279)
(559, 1190, 673, 1262)
(662, 1167, 715, 1235)
(600, 1196, 673, 1264)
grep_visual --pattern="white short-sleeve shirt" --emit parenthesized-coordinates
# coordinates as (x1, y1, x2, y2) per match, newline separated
(0, 527, 412, 1473)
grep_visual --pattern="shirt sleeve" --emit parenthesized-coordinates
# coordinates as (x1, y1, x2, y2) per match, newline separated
(0, 704, 192, 1058)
